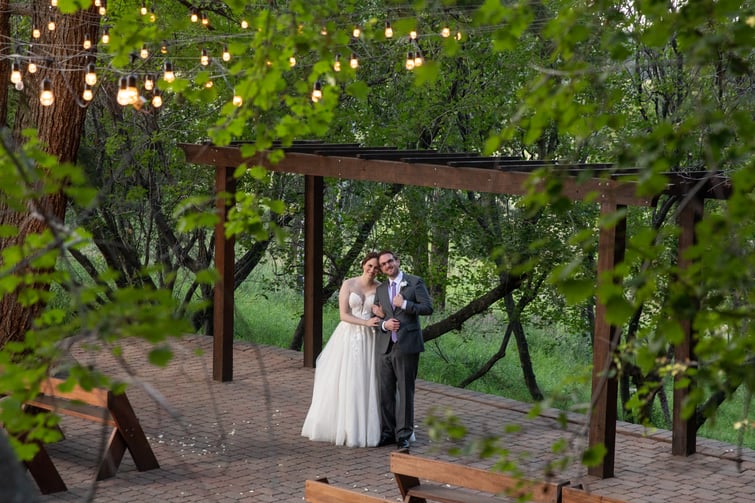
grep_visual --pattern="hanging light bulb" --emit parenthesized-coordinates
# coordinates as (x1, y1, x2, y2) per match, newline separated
(48, 20, 56, 31)
(140, 1, 147, 15)
(414, 51, 424, 67)
(241, 19, 249, 29)
(163, 61, 175, 83)
(50, 0, 57, 6)
(98, 0, 106, 16)
(222, 45, 230, 62)
(151, 88, 162, 108)
(28, 61, 37, 74)
(201, 12, 209, 26)
(455, 31, 462, 41)
(405, 52, 415, 70)
(149, 7, 156, 22)
(83, 34, 92, 49)
(82, 83, 94, 102)
(33, 26, 41, 38)
(40, 78, 54, 106)
(85, 62, 97, 85)
(116, 75, 139, 106)
(101, 27, 110, 44)
(232, 93, 242, 107)
(200, 48, 209, 66)
(190, 9, 198, 22)
(140, 43, 149, 59)
(10, 62, 22, 85)
(441, 26, 451, 38)
(349, 52, 358, 69)
(352, 26, 361, 38)
(384, 21, 393, 38)
(320, 25, 327, 36)
(204, 80, 213, 88)
(144, 74, 154, 91)
(333, 54, 341, 72)
(311, 81, 322, 102)
(409, 30, 417, 40)
(161, 40, 168, 54)
(289, 55, 296, 67)
(94, 0, 101, 6)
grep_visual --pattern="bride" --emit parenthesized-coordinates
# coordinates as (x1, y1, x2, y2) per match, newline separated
(301, 252, 383, 447)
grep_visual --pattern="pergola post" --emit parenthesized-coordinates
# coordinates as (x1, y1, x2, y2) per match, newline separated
(672, 195, 703, 455)
(588, 202, 626, 478)
(303, 175, 324, 368)
(213, 165, 235, 382)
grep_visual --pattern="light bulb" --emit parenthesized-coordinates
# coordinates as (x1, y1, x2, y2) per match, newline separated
(160, 40, 168, 54)
(455, 31, 462, 41)
(222, 45, 230, 61)
(333, 54, 341, 72)
(311, 81, 322, 102)
(50, 0, 57, 6)
(384, 21, 393, 38)
(82, 83, 93, 101)
(117, 75, 139, 106)
(200, 48, 209, 66)
(10, 62, 21, 85)
(349, 53, 358, 69)
(204, 80, 213, 88)
(201, 13, 209, 26)
(140, 1, 147, 15)
(98, 5, 106, 15)
(409, 30, 417, 40)
(140, 43, 149, 59)
(40, 78, 54, 106)
(28, 61, 37, 74)
(144, 74, 154, 91)
(414, 52, 424, 67)
(289, 56, 296, 67)
(163, 62, 175, 83)
(151, 88, 162, 108)
(241, 20, 248, 29)
(85, 63, 97, 85)
(232, 94, 242, 107)
(83, 34, 91, 49)
(48, 20, 56, 31)
(33, 27, 41, 38)
(320, 26, 327, 36)
(94, 0, 101, 6)
(441, 26, 451, 38)
(352, 26, 361, 38)
(190, 9, 198, 22)
(101, 28, 110, 44)
(149, 8, 156, 22)
(405, 52, 415, 70)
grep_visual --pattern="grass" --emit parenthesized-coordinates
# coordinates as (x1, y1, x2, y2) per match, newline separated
(234, 278, 753, 450)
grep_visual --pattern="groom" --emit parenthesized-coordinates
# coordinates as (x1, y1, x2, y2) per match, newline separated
(373, 250, 433, 449)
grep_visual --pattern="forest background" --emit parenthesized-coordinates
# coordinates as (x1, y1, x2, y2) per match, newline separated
(0, 0, 753, 495)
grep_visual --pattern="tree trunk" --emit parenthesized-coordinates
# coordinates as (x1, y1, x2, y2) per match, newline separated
(0, 3, 99, 346)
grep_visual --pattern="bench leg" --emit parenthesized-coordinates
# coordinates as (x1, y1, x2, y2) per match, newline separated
(107, 393, 159, 472)
(25, 444, 67, 494)
(97, 428, 127, 480)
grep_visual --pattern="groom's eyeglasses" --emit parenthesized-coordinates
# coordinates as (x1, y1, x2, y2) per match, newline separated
(379, 258, 395, 266)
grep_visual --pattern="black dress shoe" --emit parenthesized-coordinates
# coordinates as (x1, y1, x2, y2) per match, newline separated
(397, 438, 411, 449)
(377, 435, 395, 447)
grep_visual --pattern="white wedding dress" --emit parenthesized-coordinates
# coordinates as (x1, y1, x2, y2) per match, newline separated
(301, 292, 381, 447)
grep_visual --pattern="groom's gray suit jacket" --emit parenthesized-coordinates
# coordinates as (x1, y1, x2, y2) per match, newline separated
(375, 273, 433, 354)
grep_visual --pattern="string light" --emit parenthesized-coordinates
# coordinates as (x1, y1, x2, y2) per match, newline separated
(201, 12, 209, 26)
(161, 40, 168, 54)
(190, 9, 199, 22)
(384, 21, 393, 38)
(289, 55, 296, 67)
(204, 80, 213, 88)
(144, 74, 154, 91)
(311, 81, 322, 102)
(101, 27, 110, 44)
(50, 0, 57, 6)
(163, 61, 175, 83)
(40, 78, 54, 107)
(409, 30, 417, 40)
(349, 52, 358, 69)
(32, 26, 41, 39)
(140, 43, 149, 59)
(455, 31, 462, 41)
(232, 93, 243, 107)
(48, 20, 56, 31)
(151, 88, 162, 108)
(82, 83, 93, 101)
(10, 61, 21, 85)
(222, 45, 230, 61)
(320, 25, 327, 36)
(98, 0, 106, 16)
(83, 34, 92, 50)
(441, 26, 451, 38)
(241, 19, 249, 29)
(27, 61, 37, 74)
(200, 48, 209, 66)
(85, 62, 97, 85)
(333, 54, 341, 72)
(414, 51, 424, 67)
(116, 75, 139, 106)
(140, 1, 147, 16)
(405, 52, 415, 70)
(352, 26, 361, 38)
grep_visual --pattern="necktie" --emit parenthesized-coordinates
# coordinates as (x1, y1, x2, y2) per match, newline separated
(390, 281, 397, 342)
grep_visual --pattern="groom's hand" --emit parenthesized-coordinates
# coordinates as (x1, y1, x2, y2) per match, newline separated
(393, 293, 404, 307)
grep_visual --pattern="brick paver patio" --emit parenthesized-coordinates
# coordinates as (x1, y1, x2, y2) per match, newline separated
(32, 335, 754, 502)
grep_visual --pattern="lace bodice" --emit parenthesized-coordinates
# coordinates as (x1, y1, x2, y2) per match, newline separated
(349, 292, 375, 319)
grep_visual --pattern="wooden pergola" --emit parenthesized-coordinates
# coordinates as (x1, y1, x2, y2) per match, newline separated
(179, 141, 730, 479)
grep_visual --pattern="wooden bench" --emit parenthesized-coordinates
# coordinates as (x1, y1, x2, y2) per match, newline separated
(560, 485, 627, 503)
(305, 478, 388, 502)
(20, 376, 159, 494)
(391, 451, 564, 503)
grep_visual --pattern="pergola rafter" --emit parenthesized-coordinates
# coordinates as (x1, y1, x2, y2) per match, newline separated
(179, 140, 730, 479)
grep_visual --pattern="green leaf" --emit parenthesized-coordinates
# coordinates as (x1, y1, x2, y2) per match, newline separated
(581, 444, 608, 467)
(148, 346, 174, 367)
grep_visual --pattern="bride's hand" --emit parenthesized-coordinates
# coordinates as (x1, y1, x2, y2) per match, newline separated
(366, 316, 380, 327)
(372, 304, 385, 318)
